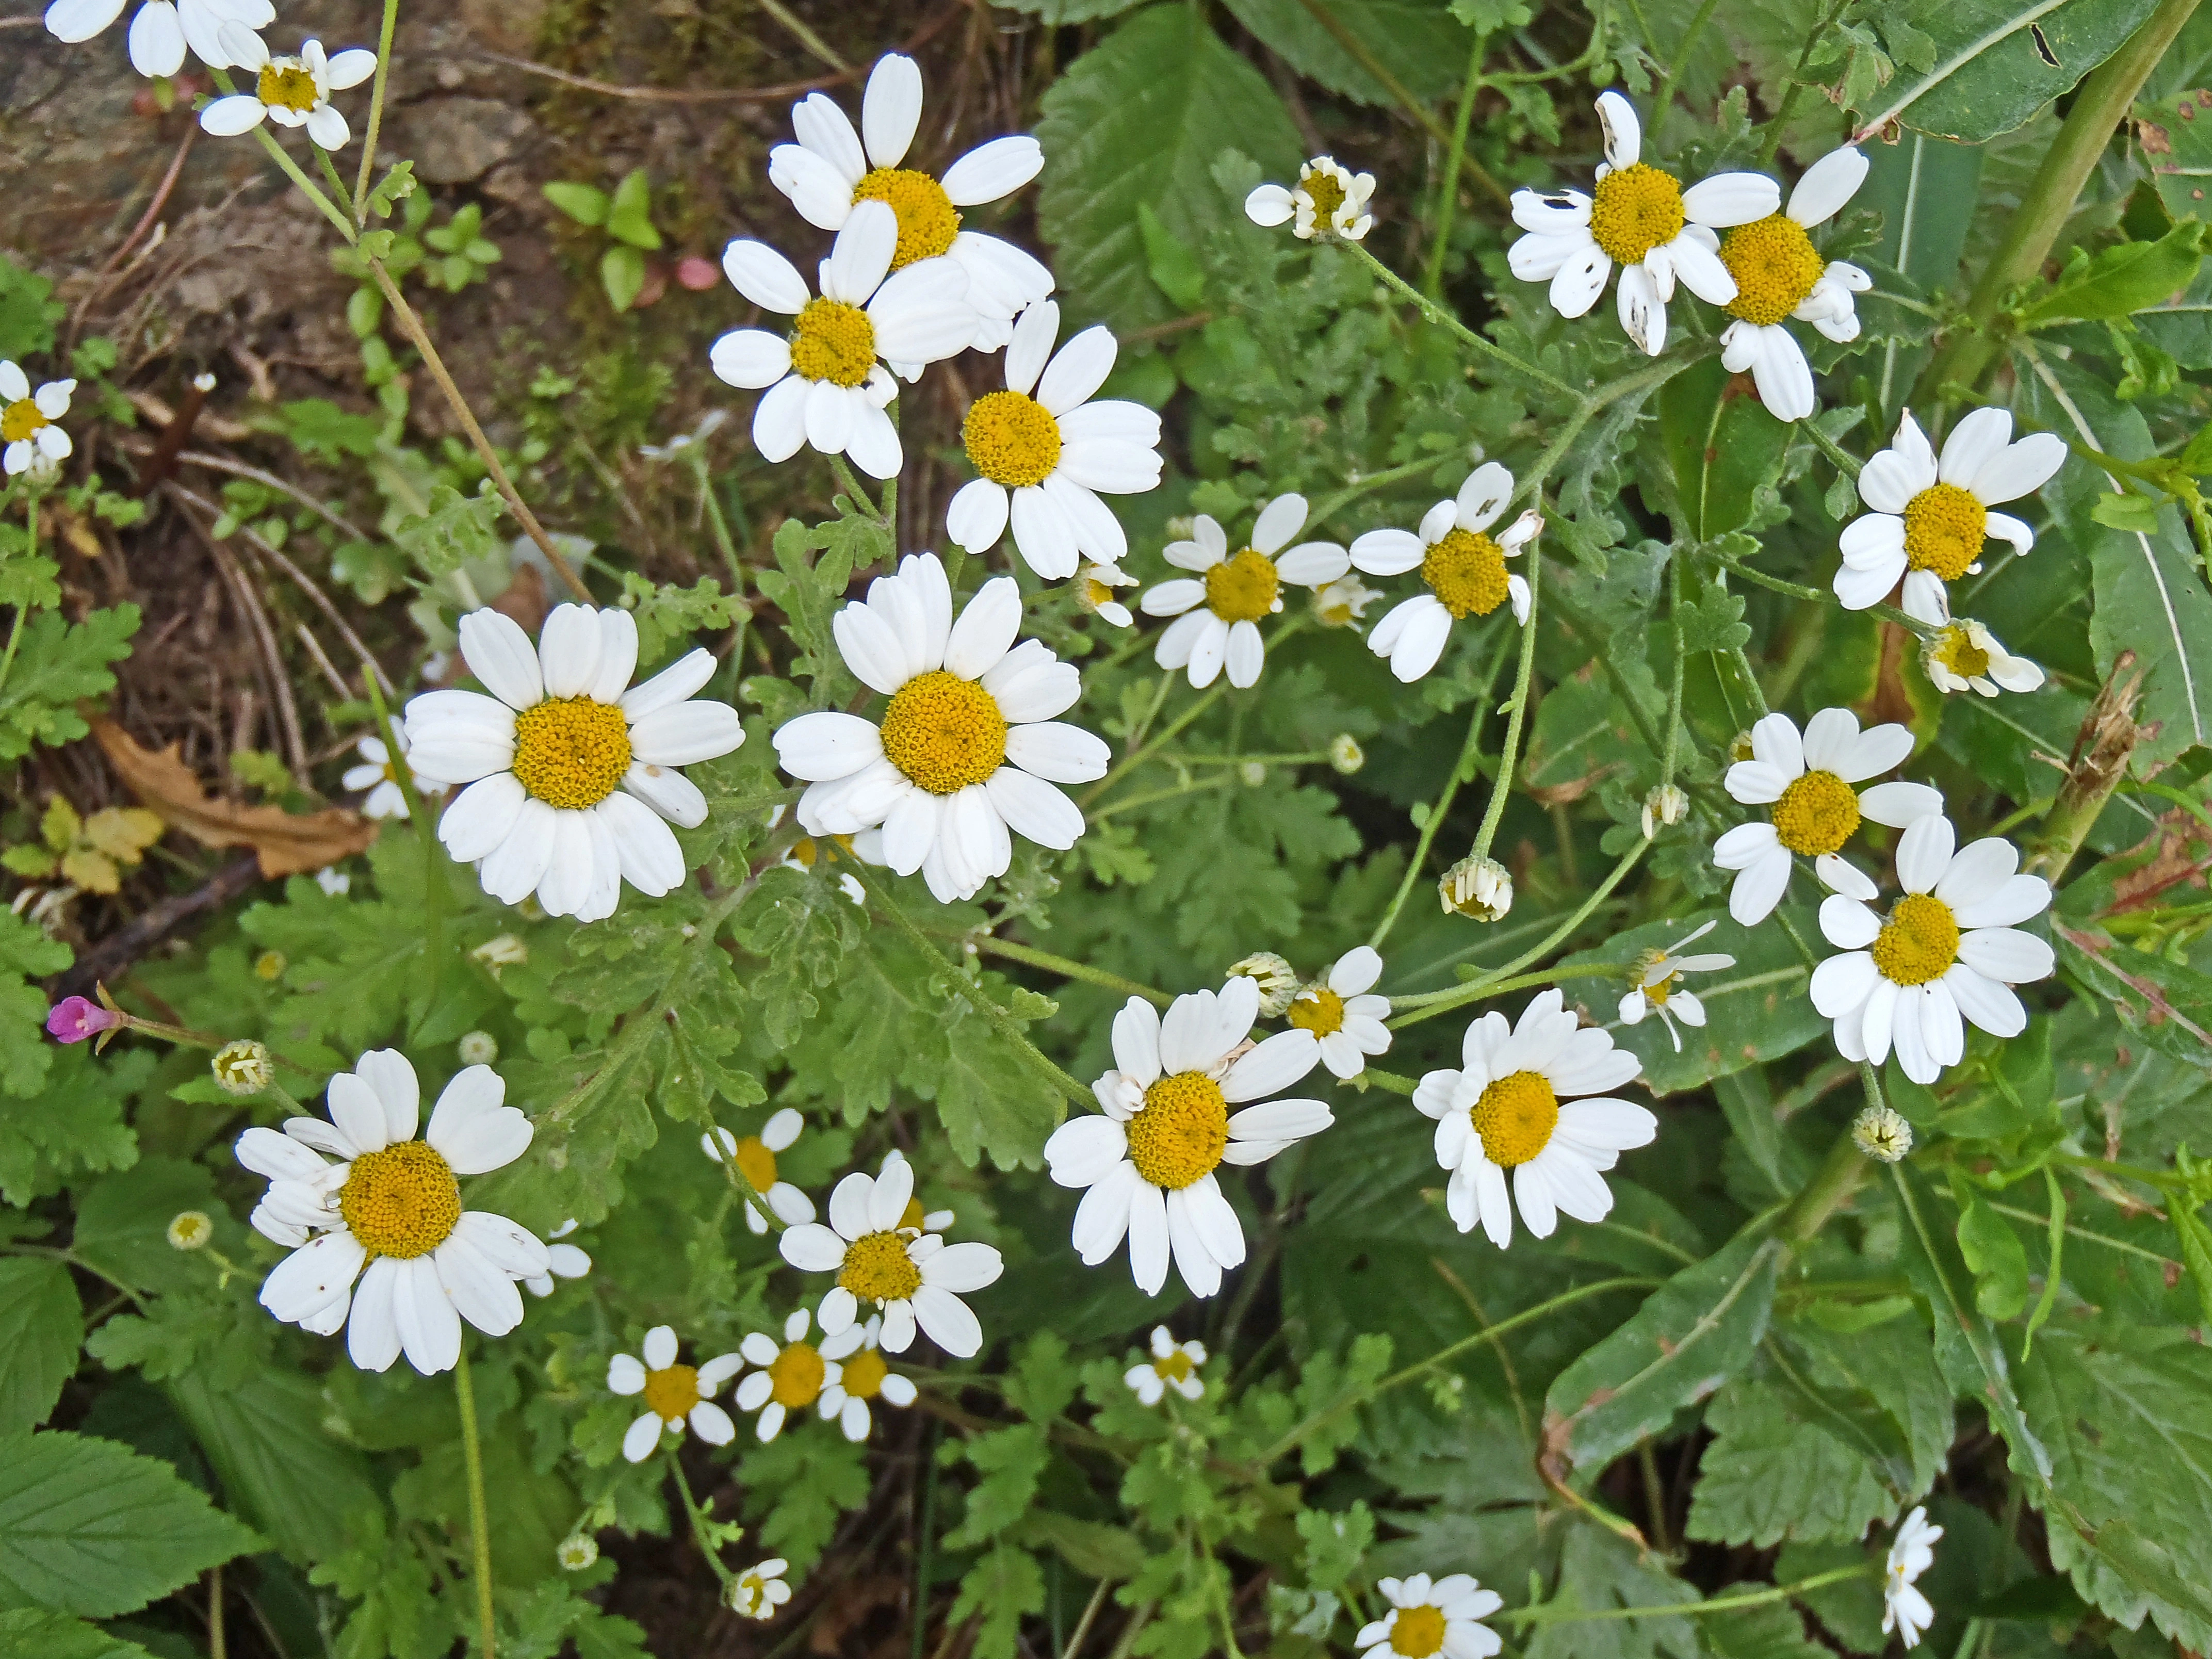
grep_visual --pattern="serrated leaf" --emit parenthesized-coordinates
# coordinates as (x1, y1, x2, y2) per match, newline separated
(0, 1609, 158, 1659)
(1217, 0, 1475, 107)
(391, 482, 503, 581)
(950, 1542, 1045, 1659)
(0, 605, 140, 762)
(167, 1371, 379, 1565)
(1858, 0, 2161, 142)
(2022, 224, 2206, 324)
(0, 1261, 79, 1438)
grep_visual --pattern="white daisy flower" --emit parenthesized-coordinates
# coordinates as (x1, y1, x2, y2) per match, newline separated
(1287, 945, 1392, 1080)
(702, 1108, 819, 1234)
(816, 1313, 917, 1441)
(1836, 409, 2069, 622)
(233, 1049, 549, 1375)
(1507, 92, 1780, 355)
(1712, 708, 1944, 926)
(1, 363, 74, 478)
(1355, 1572, 1504, 1659)
(42, 0, 269, 77)
(778, 1149, 1003, 1357)
(1715, 146, 1873, 422)
(1042, 978, 1331, 1297)
(1245, 155, 1376, 241)
(711, 201, 974, 481)
(945, 302, 1163, 580)
(768, 52, 1051, 350)
(1124, 1326, 1206, 1405)
(1811, 815, 2054, 1085)
(1922, 619, 2045, 698)
(607, 1324, 745, 1462)
(1311, 573, 1384, 630)
(1617, 920, 1735, 1052)
(402, 605, 745, 923)
(1141, 496, 1351, 689)
(340, 728, 443, 821)
(1413, 990, 1656, 1249)
(200, 32, 378, 152)
(772, 553, 1110, 904)
(314, 866, 351, 897)
(1883, 1506, 1943, 1648)
(1350, 463, 1540, 683)
(731, 1308, 857, 1442)
(523, 1218, 591, 1297)
(729, 1557, 792, 1620)
(1076, 559, 1139, 628)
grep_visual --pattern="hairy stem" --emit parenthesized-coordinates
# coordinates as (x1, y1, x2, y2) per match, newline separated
(352, 0, 402, 217)
(1424, 33, 1490, 297)
(1470, 549, 1545, 864)
(454, 1349, 498, 1657)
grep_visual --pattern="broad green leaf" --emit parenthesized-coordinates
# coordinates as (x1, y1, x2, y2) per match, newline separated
(0, 1610, 157, 1659)
(0, 257, 64, 362)
(1217, 0, 1475, 106)
(0, 1261, 79, 1438)
(2134, 89, 2212, 219)
(2021, 224, 2206, 324)
(600, 245, 647, 313)
(167, 1372, 379, 1566)
(1703, 1590, 1830, 1659)
(0, 909, 71, 1105)
(0, 1431, 261, 1617)
(605, 169, 661, 251)
(70, 1159, 222, 1296)
(1524, 1523, 1700, 1659)
(541, 181, 609, 226)
(1019, 1511, 1149, 1581)
(1859, 128, 1985, 294)
(1956, 1190, 2031, 1317)
(1857, 0, 2161, 142)
(1656, 357, 1789, 541)
(993, 0, 1146, 15)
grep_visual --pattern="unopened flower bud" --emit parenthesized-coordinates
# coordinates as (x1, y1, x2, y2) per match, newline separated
(1328, 734, 1364, 774)
(254, 950, 287, 982)
(1640, 783, 1687, 840)
(458, 1030, 499, 1066)
(211, 1039, 272, 1096)
(1440, 854, 1512, 922)
(557, 1534, 599, 1571)
(1727, 729, 1756, 765)
(1239, 760, 1267, 787)
(473, 933, 528, 973)
(1852, 1104, 1913, 1164)
(167, 1210, 213, 1250)
(1226, 952, 1299, 1017)
(46, 996, 119, 1045)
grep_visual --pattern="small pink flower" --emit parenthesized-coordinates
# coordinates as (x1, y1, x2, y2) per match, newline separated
(47, 996, 119, 1044)
(675, 255, 720, 292)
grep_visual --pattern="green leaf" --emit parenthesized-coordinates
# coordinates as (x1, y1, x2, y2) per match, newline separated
(541, 181, 609, 227)
(0, 909, 71, 1104)
(950, 1542, 1045, 1659)
(1035, 6, 1300, 332)
(600, 246, 647, 313)
(1019, 1511, 1148, 1580)
(1657, 358, 1789, 541)
(0, 606, 140, 762)
(70, 1160, 222, 1297)
(0, 1431, 261, 1616)
(990, 0, 1147, 20)
(167, 1371, 379, 1565)
(2173, 1205, 2212, 1327)
(2092, 490, 2163, 532)
(1136, 203, 1205, 312)
(604, 169, 661, 250)
(753, 517, 862, 705)
(391, 482, 504, 581)
(280, 397, 383, 461)
(0, 257, 65, 363)
(2135, 89, 2212, 219)
(1859, 129, 1985, 295)
(0, 1046, 145, 1207)
(1217, 0, 1476, 106)
(1955, 1189, 2031, 1318)
(0, 1609, 158, 1659)
(1703, 1590, 1831, 1659)
(0, 1262, 79, 1439)
(1858, 0, 2161, 142)
(364, 158, 416, 220)
(1525, 1523, 1700, 1659)
(2021, 224, 2206, 324)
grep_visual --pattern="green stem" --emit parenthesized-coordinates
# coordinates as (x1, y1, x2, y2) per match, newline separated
(238, 109, 356, 243)
(454, 1348, 498, 1657)
(1802, 419, 1863, 479)
(352, 0, 402, 219)
(313, 143, 356, 217)
(1081, 680, 1228, 805)
(1661, 550, 1687, 791)
(1652, 0, 1725, 111)
(962, 934, 1173, 1007)
(1345, 243, 1578, 398)
(1715, 548, 1936, 637)
(1774, 1116, 1872, 1247)
(666, 1450, 738, 1589)
(1508, 1565, 1876, 1626)
(1470, 549, 1544, 865)
(1306, 454, 1449, 525)
(1423, 33, 1489, 298)
(1089, 771, 1238, 820)
(0, 492, 38, 698)
(1757, 0, 1853, 169)
(363, 675, 444, 1037)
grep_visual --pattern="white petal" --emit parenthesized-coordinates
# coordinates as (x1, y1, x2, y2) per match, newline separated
(1788, 146, 1867, 227)
(722, 239, 810, 315)
(946, 478, 1011, 555)
(1038, 326, 1117, 417)
(1681, 171, 1781, 228)
(426, 1065, 533, 1174)
(942, 134, 1043, 206)
(860, 53, 923, 169)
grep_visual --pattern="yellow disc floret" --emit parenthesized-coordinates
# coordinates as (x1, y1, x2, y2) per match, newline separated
(1873, 892, 1961, 986)
(1204, 549, 1281, 624)
(1127, 1072, 1230, 1190)
(1421, 528, 1511, 620)
(767, 1341, 827, 1408)
(1389, 1603, 1449, 1657)
(338, 1141, 462, 1259)
(641, 1362, 701, 1422)
(1, 399, 49, 444)
(1287, 986, 1345, 1036)
(1631, 948, 1677, 1006)
(1769, 769, 1860, 857)
(789, 297, 878, 388)
(1300, 167, 1346, 224)
(1930, 624, 1990, 682)
(841, 1346, 889, 1400)
(1470, 1069, 1559, 1168)
(838, 1230, 923, 1303)
(852, 168, 962, 267)
(1153, 1346, 1195, 1384)
(258, 61, 320, 112)
(963, 391, 1063, 489)
(879, 670, 1008, 794)
(732, 1136, 778, 1194)
(510, 696, 633, 810)
(1720, 214, 1825, 326)
(1902, 483, 1988, 582)
(1588, 164, 1686, 266)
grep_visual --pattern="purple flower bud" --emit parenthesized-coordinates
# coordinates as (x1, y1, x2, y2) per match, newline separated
(47, 996, 119, 1044)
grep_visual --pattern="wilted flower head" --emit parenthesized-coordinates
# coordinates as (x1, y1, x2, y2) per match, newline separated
(1440, 854, 1512, 921)
(1853, 1103, 1913, 1163)
(212, 1039, 272, 1096)
(1641, 783, 1687, 839)
(1226, 951, 1300, 1017)
(728, 1556, 791, 1619)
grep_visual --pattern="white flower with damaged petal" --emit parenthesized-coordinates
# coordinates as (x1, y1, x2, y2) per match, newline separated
(524, 1218, 590, 1297)
(1812, 815, 2054, 1086)
(43, 0, 270, 78)
(1, 363, 74, 478)
(1076, 559, 1138, 627)
(773, 553, 1109, 904)
(200, 30, 377, 151)
(779, 1149, 1002, 1356)
(1245, 156, 1375, 241)
(1044, 978, 1331, 1298)
(1716, 146, 1872, 422)
(729, 1557, 791, 1620)
(1922, 619, 2044, 698)
(1618, 920, 1735, 1053)
(1125, 1326, 1206, 1405)
(1641, 782, 1687, 840)
(1351, 463, 1539, 682)
(703, 1108, 819, 1234)
(1508, 92, 1780, 355)
(234, 1049, 549, 1375)
(1355, 1571, 1504, 1659)
(1836, 409, 2068, 623)
(946, 302, 1162, 579)
(341, 728, 442, 821)
(1142, 496, 1350, 689)
(1312, 573, 1384, 630)
(817, 1313, 916, 1441)
(1440, 853, 1511, 921)
(1287, 946, 1391, 1080)
(731, 1308, 858, 1442)
(769, 53, 1050, 350)
(1713, 708, 1942, 926)
(403, 604, 744, 923)
(711, 201, 975, 480)
(1414, 990, 1655, 1249)
(1884, 1506, 1943, 1648)
(608, 1323, 744, 1462)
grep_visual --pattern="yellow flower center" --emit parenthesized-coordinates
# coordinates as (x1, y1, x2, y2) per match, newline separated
(1153, 1347, 1195, 1384)
(1902, 483, 1988, 581)
(1421, 528, 1511, 620)
(1769, 768, 1860, 857)
(1, 399, 49, 444)
(852, 167, 962, 268)
(1588, 163, 1686, 267)
(878, 670, 1007, 794)
(838, 1230, 923, 1303)
(841, 1347, 889, 1400)
(257, 61, 320, 112)
(1083, 575, 1118, 611)
(1287, 986, 1345, 1037)
(254, 950, 287, 982)
(1872, 892, 1960, 987)
(899, 1196, 928, 1231)
(1126, 1072, 1229, 1190)
(963, 390, 1063, 489)
(1720, 214, 1825, 327)
(641, 1362, 701, 1421)
(1302, 168, 1346, 224)
(509, 697, 631, 811)
(1632, 948, 1677, 1006)
(1389, 1604, 1449, 1657)
(1931, 624, 1991, 683)
(767, 1341, 826, 1409)
(1204, 549, 1281, 624)
(1470, 1069, 1559, 1168)
(338, 1141, 462, 1260)
(732, 1135, 778, 1194)
(789, 297, 878, 388)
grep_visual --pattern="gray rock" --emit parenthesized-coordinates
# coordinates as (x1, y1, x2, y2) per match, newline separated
(391, 96, 538, 185)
